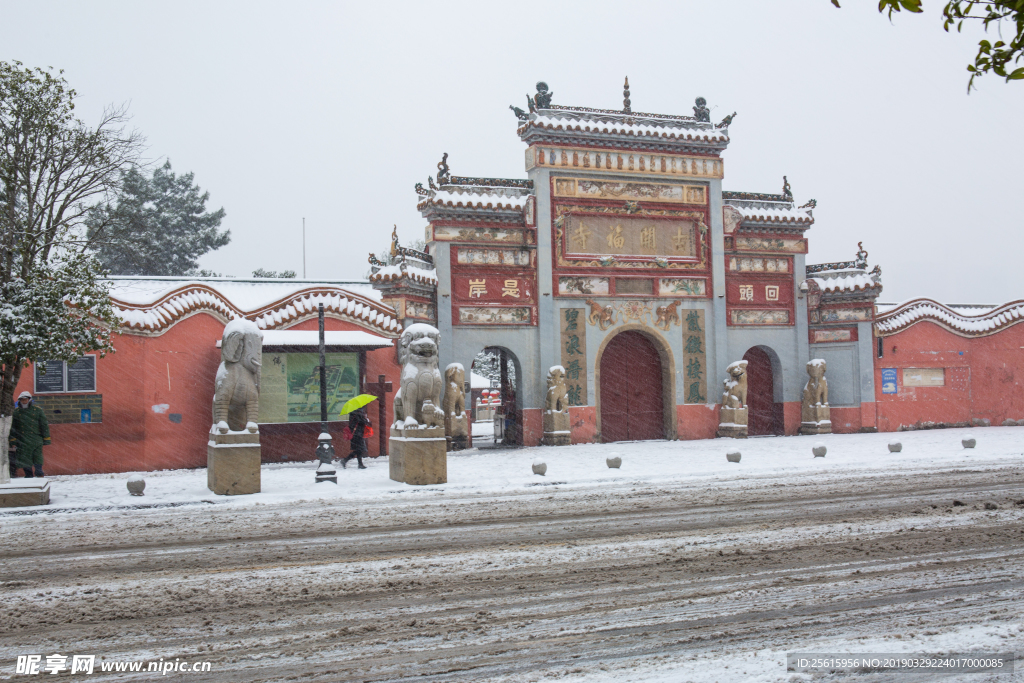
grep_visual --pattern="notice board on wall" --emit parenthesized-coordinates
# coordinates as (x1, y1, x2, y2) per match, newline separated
(258, 352, 360, 423)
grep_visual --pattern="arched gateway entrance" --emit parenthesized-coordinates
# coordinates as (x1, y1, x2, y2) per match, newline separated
(471, 347, 522, 448)
(598, 329, 671, 442)
(742, 346, 784, 436)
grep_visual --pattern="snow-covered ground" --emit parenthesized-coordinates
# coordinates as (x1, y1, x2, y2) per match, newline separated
(2, 429, 1021, 682)
(16, 426, 1023, 513)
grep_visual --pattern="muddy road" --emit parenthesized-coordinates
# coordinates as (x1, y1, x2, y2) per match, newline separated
(2, 464, 1023, 681)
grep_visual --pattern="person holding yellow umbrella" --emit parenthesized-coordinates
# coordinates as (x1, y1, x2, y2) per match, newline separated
(340, 394, 377, 469)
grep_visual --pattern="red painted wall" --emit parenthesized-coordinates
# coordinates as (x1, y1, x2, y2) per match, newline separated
(873, 320, 1024, 431)
(676, 404, 719, 440)
(13, 313, 399, 475)
(569, 405, 598, 443)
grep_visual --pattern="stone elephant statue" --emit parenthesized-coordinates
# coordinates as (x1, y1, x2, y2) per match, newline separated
(213, 318, 263, 433)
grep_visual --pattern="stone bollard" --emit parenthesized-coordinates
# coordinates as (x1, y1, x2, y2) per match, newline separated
(606, 456, 622, 469)
(532, 459, 547, 476)
(813, 442, 827, 458)
(962, 436, 976, 449)
(127, 475, 146, 496)
(888, 441, 902, 453)
(726, 449, 741, 463)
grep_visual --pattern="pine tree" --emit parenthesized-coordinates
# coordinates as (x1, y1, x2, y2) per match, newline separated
(87, 161, 228, 275)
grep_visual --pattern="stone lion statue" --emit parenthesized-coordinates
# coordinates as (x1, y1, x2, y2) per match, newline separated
(546, 366, 569, 413)
(393, 324, 444, 428)
(442, 363, 466, 418)
(213, 318, 263, 433)
(721, 360, 748, 409)
(803, 359, 829, 407)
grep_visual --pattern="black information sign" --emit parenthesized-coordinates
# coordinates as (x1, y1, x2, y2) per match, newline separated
(67, 356, 97, 393)
(34, 360, 65, 393)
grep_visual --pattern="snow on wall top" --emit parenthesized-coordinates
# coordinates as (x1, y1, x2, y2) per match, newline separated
(875, 298, 1024, 338)
(108, 277, 382, 307)
(108, 278, 400, 338)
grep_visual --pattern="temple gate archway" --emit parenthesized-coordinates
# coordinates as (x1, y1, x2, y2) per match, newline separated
(471, 346, 522, 447)
(596, 326, 676, 443)
(742, 345, 784, 436)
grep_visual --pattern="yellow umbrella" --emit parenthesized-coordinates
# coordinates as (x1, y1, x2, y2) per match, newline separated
(340, 394, 378, 416)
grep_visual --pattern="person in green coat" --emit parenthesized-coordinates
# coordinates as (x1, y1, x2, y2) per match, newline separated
(9, 391, 50, 478)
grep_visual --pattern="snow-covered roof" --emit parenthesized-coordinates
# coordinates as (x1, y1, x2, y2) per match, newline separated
(416, 184, 532, 219)
(470, 372, 493, 389)
(517, 109, 729, 152)
(727, 201, 814, 226)
(811, 269, 881, 293)
(108, 278, 400, 337)
(216, 330, 393, 349)
(368, 264, 438, 286)
(875, 298, 1024, 337)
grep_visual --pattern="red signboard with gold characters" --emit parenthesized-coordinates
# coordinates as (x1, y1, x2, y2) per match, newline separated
(452, 273, 535, 304)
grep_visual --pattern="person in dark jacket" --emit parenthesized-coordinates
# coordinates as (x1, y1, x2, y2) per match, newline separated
(9, 391, 50, 478)
(343, 407, 369, 469)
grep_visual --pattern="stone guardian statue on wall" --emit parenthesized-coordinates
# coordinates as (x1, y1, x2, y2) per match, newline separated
(390, 324, 447, 486)
(542, 365, 571, 446)
(443, 362, 469, 451)
(717, 360, 749, 439)
(800, 359, 832, 435)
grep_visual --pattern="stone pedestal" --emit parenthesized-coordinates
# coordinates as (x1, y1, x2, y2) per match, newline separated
(447, 414, 469, 452)
(207, 431, 261, 495)
(542, 410, 571, 446)
(717, 406, 748, 439)
(389, 425, 447, 485)
(800, 405, 832, 435)
(0, 479, 50, 507)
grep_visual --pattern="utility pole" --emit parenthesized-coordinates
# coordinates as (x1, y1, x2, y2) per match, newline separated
(302, 217, 306, 279)
(314, 303, 336, 483)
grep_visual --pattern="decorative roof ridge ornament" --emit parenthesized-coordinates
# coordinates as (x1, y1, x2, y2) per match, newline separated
(542, 105, 698, 122)
(693, 97, 710, 123)
(623, 76, 631, 114)
(447, 176, 534, 190)
(782, 176, 793, 201)
(414, 182, 430, 196)
(722, 190, 790, 202)
(389, 224, 434, 266)
(855, 241, 869, 269)
(806, 242, 872, 274)
(509, 104, 529, 121)
(436, 153, 450, 185)
(716, 111, 737, 129)
(533, 81, 554, 109)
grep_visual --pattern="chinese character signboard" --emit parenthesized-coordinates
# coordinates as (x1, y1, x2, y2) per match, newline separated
(453, 274, 534, 303)
(564, 215, 698, 259)
(726, 281, 792, 305)
(682, 309, 708, 404)
(559, 308, 588, 406)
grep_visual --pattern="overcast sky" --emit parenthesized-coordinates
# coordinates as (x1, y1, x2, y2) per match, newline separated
(4, 1, 1022, 303)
